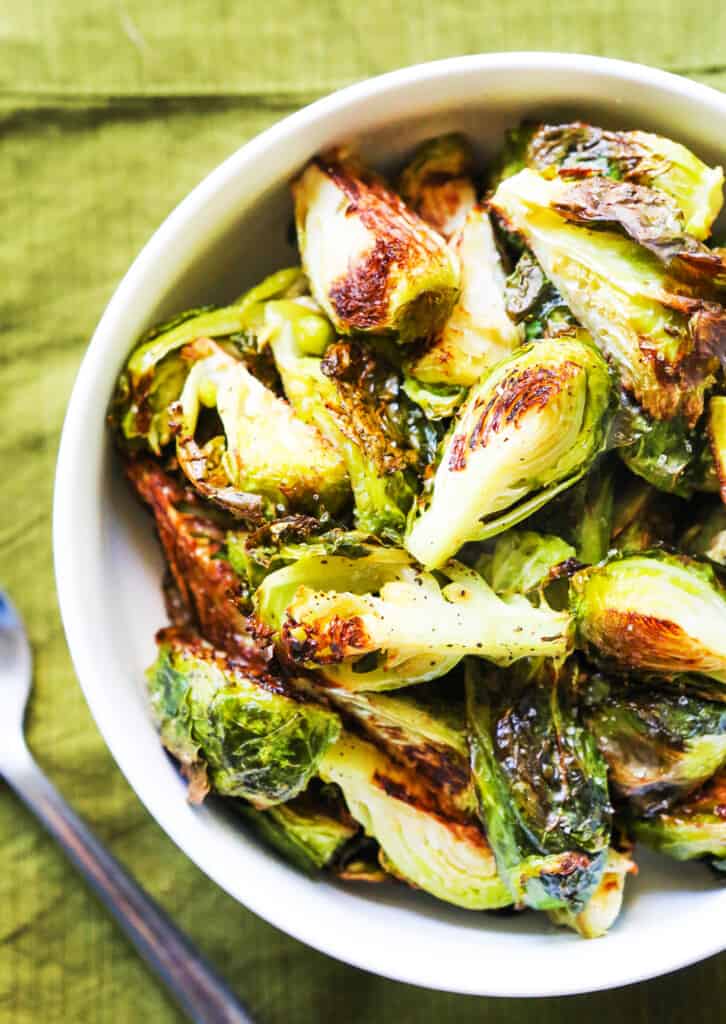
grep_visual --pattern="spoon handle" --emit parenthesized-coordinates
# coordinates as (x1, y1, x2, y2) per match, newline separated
(3, 744, 253, 1024)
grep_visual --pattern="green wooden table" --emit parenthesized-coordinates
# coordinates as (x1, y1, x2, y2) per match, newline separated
(2, 2, 725, 1020)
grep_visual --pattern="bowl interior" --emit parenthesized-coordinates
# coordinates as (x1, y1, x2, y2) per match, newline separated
(56, 55, 726, 996)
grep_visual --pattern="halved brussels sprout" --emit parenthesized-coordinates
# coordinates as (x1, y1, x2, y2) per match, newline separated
(234, 784, 358, 874)
(292, 148, 459, 342)
(491, 169, 723, 427)
(708, 395, 726, 502)
(466, 660, 612, 913)
(175, 339, 349, 520)
(397, 133, 477, 241)
(266, 302, 440, 536)
(476, 529, 576, 598)
(124, 457, 256, 653)
(585, 681, 726, 814)
(147, 628, 340, 806)
(323, 683, 475, 817)
(319, 732, 511, 909)
(257, 556, 571, 691)
(516, 121, 724, 239)
(405, 336, 614, 568)
(406, 206, 522, 387)
(571, 551, 726, 685)
(632, 769, 726, 866)
(548, 844, 636, 939)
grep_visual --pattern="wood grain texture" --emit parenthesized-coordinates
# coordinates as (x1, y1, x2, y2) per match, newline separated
(1, 1, 725, 1020)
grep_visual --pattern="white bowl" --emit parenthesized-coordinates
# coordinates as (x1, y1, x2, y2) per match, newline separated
(54, 53, 726, 997)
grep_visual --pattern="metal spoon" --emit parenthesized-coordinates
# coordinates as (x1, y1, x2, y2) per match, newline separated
(0, 590, 253, 1024)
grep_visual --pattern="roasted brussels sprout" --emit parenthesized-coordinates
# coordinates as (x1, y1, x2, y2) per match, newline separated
(585, 680, 726, 814)
(512, 121, 724, 239)
(491, 169, 724, 428)
(319, 732, 511, 909)
(466, 660, 612, 914)
(292, 148, 459, 342)
(631, 769, 726, 866)
(398, 133, 477, 241)
(548, 843, 636, 939)
(324, 682, 475, 817)
(147, 628, 340, 806)
(174, 338, 349, 520)
(405, 336, 615, 568)
(233, 784, 358, 874)
(405, 206, 522, 387)
(476, 529, 576, 598)
(571, 551, 726, 684)
(266, 301, 440, 536)
(124, 458, 256, 654)
(257, 555, 571, 690)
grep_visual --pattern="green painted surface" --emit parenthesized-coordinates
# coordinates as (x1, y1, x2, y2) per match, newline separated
(1, 2, 725, 1019)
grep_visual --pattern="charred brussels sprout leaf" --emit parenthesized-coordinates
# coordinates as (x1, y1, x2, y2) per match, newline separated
(257, 556, 571, 691)
(267, 302, 441, 537)
(398, 133, 477, 241)
(175, 339, 349, 520)
(233, 785, 358, 874)
(571, 551, 726, 685)
(550, 176, 726, 289)
(405, 206, 522, 387)
(522, 122, 724, 239)
(147, 629, 340, 806)
(124, 458, 256, 653)
(585, 681, 726, 814)
(405, 337, 615, 568)
(491, 169, 724, 428)
(548, 844, 635, 939)
(292, 148, 459, 342)
(631, 769, 726, 866)
(466, 660, 612, 913)
(319, 732, 511, 909)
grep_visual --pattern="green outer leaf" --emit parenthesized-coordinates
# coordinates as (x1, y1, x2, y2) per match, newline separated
(147, 636, 340, 807)
(465, 661, 611, 912)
